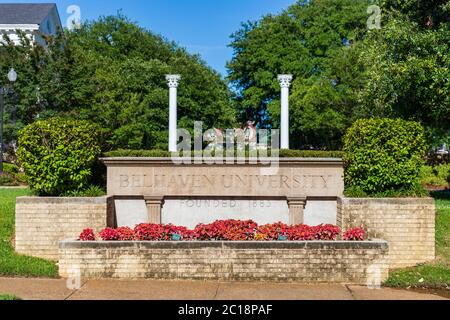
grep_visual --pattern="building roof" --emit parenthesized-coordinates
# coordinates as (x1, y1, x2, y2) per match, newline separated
(0, 3, 58, 25)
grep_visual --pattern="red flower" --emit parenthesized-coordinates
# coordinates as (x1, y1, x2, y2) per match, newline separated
(312, 224, 341, 241)
(287, 225, 315, 241)
(256, 222, 290, 241)
(116, 227, 135, 241)
(79, 229, 96, 241)
(134, 224, 164, 241)
(161, 224, 191, 241)
(343, 227, 366, 241)
(99, 227, 120, 241)
(193, 220, 258, 241)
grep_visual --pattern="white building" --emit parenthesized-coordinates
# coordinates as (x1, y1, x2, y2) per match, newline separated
(0, 3, 62, 47)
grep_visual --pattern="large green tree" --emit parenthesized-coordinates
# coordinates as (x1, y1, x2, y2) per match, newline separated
(227, 0, 449, 148)
(0, 15, 236, 150)
(357, 2, 450, 145)
(227, 0, 371, 149)
(380, 0, 449, 28)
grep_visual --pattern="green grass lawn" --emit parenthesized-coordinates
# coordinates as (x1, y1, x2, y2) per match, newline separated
(0, 294, 21, 300)
(385, 191, 450, 289)
(0, 188, 58, 278)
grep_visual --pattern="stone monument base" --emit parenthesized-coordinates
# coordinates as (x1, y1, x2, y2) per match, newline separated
(59, 239, 389, 284)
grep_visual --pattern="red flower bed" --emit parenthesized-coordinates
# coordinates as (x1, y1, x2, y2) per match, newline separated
(116, 227, 135, 241)
(134, 224, 164, 241)
(313, 224, 341, 241)
(99, 228, 120, 241)
(343, 227, 366, 241)
(193, 220, 258, 241)
(256, 222, 290, 241)
(161, 224, 192, 241)
(81, 220, 365, 242)
(79, 229, 96, 241)
(286, 225, 315, 241)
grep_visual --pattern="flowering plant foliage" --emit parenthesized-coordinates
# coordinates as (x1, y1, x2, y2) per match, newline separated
(256, 222, 290, 241)
(161, 224, 192, 241)
(193, 220, 258, 241)
(312, 224, 341, 241)
(79, 228, 96, 241)
(343, 227, 366, 241)
(80, 220, 362, 242)
(116, 227, 136, 241)
(286, 225, 315, 241)
(99, 227, 120, 241)
(134, 224, 164, 241)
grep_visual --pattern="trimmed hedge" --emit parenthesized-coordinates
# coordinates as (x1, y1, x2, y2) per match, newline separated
(420, 164, 450, 187)
(0, 163, 27, 186)
(103, 149, 344, 158)
(343, 118, 428, 196)
(17, 118, 102, 196)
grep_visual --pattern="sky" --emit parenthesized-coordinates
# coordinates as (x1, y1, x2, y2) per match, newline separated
(0, 0, 296, 76)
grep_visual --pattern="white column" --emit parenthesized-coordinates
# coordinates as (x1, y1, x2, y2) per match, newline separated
(278, 74, 293, 150)
(166, 75, 181, 152)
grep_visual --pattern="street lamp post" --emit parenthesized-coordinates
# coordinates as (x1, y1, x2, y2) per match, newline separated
(0, 68, 17, 174)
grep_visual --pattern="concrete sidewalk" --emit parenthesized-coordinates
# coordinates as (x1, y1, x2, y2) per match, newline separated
(0, 278, 447, 300)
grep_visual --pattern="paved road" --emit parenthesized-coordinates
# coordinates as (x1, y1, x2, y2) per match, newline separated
(0, 278, 447, 300)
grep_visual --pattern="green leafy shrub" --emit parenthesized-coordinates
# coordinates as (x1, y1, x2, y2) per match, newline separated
(17, 118, 102, 196)
(343, 118, 427, 196)
(278, 149, 343, 158)
(436, 164, 450, 186)
(0, 294, 21, 301)
(420, 164, 450, 187)
(2, 163, 27, 185)
(62, 185, 106, 197)
(344, 184, 429, 198)
(104, 149, 344, 158)
(3, 163, 19, 174)
(0, 173, 15, 186)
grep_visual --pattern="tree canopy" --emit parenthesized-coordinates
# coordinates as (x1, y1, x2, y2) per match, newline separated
(357, 2, 450, 146)
(0, 15, 236, 150)
(1, 2, 449, 153)
(227, 0, 449, 149)
(227, 0, 371, 149)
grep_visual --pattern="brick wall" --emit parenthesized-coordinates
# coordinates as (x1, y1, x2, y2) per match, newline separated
(337, 198, 436, 269)
(59, 241, 389, 284)
(15, 197, 114, 261)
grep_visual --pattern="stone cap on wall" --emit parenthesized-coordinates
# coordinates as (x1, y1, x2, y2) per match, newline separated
(101, 157, 343, 167)
(337, 197, 436, 205)
(60, 239, 389, 250)
(16, 196, 112, 204)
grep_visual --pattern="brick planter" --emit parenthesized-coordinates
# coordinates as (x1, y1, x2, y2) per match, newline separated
(337, 197, 436, 268)
(59, 240, 389, 284)
(15, 197, 115, 260)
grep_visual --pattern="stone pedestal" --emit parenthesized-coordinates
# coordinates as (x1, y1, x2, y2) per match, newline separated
(288, 197, 307, 225)
(144, 196, 165, 224)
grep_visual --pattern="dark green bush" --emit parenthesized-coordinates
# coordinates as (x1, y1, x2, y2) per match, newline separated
(2, 163, 27, 185)
(17, 118, 102, 196)
(62, 185, 106, 197)
(0, 173, 15, 186)
(420, 164, 450, 187)
(104, 149, 344, 158)
(3, 163, 19, 174)
(343, 118, 428, 196)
